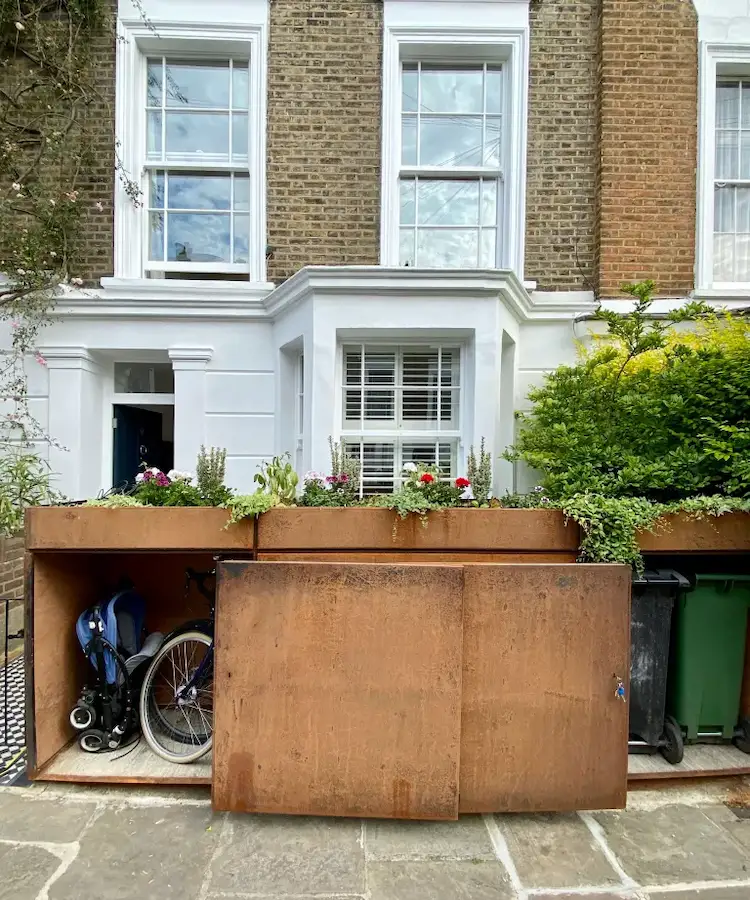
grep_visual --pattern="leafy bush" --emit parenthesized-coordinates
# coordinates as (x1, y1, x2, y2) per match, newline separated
(506, 287, 750, 503)
(196, 446, 232, 506)
(86, 495, 145, 508)
(0, 451, 61, 534)
(467, 438, 492, 504)
(254, 453, 299, 505)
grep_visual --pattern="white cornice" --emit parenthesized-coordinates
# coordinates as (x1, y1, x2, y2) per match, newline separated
(264, 266, 597, 322)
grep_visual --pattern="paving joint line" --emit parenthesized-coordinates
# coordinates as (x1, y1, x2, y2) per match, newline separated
(483, 813, 527, 900)
(578, 812, 639, 891)
(197, 812, 229, 900)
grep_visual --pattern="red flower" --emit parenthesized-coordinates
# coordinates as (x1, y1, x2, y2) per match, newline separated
(420, 473, 435, 484)
(455, 477, 470, 489)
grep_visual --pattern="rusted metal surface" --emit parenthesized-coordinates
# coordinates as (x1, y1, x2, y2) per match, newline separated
(257, 508, 579, 552)
(212, 561, 464, 819)
(25, 507, 253, 552)
(459, 564, 631, 813)
(638, 512, 750, 553)
(257, 551, 578, 564)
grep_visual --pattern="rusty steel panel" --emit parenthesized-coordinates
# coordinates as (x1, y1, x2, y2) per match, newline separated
(459, 564, 631, 813)
(213, 561, 464, 819)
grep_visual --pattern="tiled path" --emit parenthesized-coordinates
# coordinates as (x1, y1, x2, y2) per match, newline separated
(0, 656, 25, 787)
(1, 783, 750, 899)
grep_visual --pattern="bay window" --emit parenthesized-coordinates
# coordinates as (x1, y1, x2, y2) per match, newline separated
(341, 345, 461, 495)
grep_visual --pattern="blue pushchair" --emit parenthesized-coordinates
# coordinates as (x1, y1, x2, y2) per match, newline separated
(71, 586, 162, 753)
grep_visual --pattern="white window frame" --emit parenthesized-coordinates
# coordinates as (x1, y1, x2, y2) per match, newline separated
(697, 43, 750, 293)
(115, 16, 267, 284)
(339, 342, 463, 495)
(295, 352, 304, 473)
(380, 20, 529, 278)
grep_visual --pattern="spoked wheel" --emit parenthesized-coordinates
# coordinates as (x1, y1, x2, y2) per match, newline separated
(139, 630, 214, 764)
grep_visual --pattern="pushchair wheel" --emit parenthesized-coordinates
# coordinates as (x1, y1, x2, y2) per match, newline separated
(79, 729, 105, 753)
(70, 703, 95, 731)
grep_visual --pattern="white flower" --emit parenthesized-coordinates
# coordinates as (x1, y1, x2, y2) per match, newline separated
(14, 21, 24, 31)
(11, 182, 20, 191)
(402, 462, 418, 473)
(16, 268, 25, 276)
(303, 470, 324, 484)
(148, 467, 160, 475)
(167, 469, 192, 482)
(95, 201, 104, 212)
(135, 473, 145, 483)
(49, 199, 56, 206)
(70, 277, 83, 286)
(49, 251, 56, 257)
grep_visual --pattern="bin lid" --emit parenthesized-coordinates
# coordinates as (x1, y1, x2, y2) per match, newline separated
(632, 569, 690, 588)
(693, 573, 750, 586)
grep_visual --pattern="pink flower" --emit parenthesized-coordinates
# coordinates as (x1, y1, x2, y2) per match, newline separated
(338, 473, 349, 484)
(155, 472, 170, 486)
(34, 351, 47, 367)
(325, 475, 336, 484)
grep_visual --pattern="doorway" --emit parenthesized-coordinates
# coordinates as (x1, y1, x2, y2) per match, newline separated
(112, 404, 175, 488)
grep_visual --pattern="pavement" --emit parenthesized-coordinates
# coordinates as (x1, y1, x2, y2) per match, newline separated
(2, 782, 750, 900)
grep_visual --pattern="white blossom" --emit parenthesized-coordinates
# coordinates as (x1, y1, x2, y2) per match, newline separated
(14, 21, 24, 31)
(95, 201, 104, 212)
(166, 470, 192, 482)
(135, 473, 145, 483)
(11, 182, 20, 191)
(70, 277, 83, 287)
(16, 268, 25, 275)
(402, 462, 418, 473)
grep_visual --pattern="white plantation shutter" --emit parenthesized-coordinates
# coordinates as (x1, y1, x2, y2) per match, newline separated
(342, 345, 461, 495)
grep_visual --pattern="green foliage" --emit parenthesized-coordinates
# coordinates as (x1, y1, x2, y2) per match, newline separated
(467, 438, 492, 503)
(506, 284, 750, 502)
(85, 494, 145, 508)
(0, 450, 61, 535)
(365, 461, 464, 531)
(196, 446, 232, 506)
(223, 492, 279, 526)
(366, 490, 441, 528)
(561, 494, 662, 572)
(254, 453, 299, 505)
(299, 478, 355, 508)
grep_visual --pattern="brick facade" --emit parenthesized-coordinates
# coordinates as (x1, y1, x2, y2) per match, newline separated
(0, 535, 25, 663)
(265, 0, 383, 284)
(597, 0, 699, 297)
(525, 0, 600, 292)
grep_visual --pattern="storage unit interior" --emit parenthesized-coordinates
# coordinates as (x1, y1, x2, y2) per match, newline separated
(28, 550, 232, 785)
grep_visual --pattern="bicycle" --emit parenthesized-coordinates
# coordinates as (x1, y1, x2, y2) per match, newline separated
(139, 567, 215, 764)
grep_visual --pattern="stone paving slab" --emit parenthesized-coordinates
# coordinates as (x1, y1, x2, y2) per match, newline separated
(499, 812, 621, 889)
(366, 816, 495, 860)
(368, 860, 513, 900)
(594, 806, 750, 886)
(0, 843, 59, 900)
(49, 805, 218, 900)
(0, 793, 97, 842)
(648, 889, 750, 900)
(209, 815, 365, 896)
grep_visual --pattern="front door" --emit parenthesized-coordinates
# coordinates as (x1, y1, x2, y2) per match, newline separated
(112, 405, 167, 488)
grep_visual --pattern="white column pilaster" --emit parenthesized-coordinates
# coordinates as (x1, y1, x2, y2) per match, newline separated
(168, 346, 213, 473)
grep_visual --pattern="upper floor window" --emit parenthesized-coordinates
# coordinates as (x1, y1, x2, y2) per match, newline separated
(398, 63, 503, 268)
(145, 58, 251, 279)
(713, 79, 750, 284)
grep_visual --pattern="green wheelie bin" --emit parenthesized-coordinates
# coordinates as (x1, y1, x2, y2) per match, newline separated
(668, 573, 750, 750)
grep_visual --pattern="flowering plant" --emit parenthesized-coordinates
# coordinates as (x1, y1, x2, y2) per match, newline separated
(299, 442, 360, 508)
(133, 465, 205, 507)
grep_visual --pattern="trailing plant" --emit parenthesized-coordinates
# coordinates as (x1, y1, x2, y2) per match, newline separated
(223, 491, 279, 526)
(366, 461, 468, 531)
(467, 438, 492, 504)
(254, 453, 299, 505)
(196, 446, 232, 506)
(86, 494, 145, 508)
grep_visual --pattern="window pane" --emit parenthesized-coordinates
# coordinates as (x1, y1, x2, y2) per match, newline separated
(486, 68, 503, 115)
(345, 389, 363, 420)
(481, 181, 497, 226)
(741, 132, 750, 179)
(149, 212, 164, 260)
(737, 235, 750, 281)
(150, 171, 165, 208)
(147, 112, 162, 158)
(402, 442, 456, 477)
(232, 63, 249, 110)
(399, 228, 415, 266)
(234, 175, 250, 211)
(115, 363, 174, 393)
(400, 179, 416, 225)
(402, 66, 418, 113)
(714, 234, 735, 281)
(402, 390, 437, 423)
(484, 117, 502, 167)
(717, 82, 740, 129)
(743, 83, 750, 129)
(738, 187, 750, 232)
(716, 130, 738, 180)
(419, 117, 482, 166)
(165, 111, 229, 158)
(416, 229, 478, 267)
(441, 349, 460, 386)
(420, 67, 483, 114)
(481, 229, 498, 267)
(234, 214, 249, 264)
(417, 180, 479, 226)
(715, 186, 735, 232)
(345, 350, 362, 385)
(365, 353, 396, 385)
(360, 443, 395, 494)
(168, 174, 231, 210)
(165, 61, 230, 108)
(232, 113, 249, 161)
(364, 391, 395, 420)
(147, 60, 163, 106)
(402, 351, 438, 386)
(167, 213, 231, 263)
(402, 115, 417, 165)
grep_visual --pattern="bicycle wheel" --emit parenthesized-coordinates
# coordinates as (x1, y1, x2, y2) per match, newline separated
(139, 630, 214, 764)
